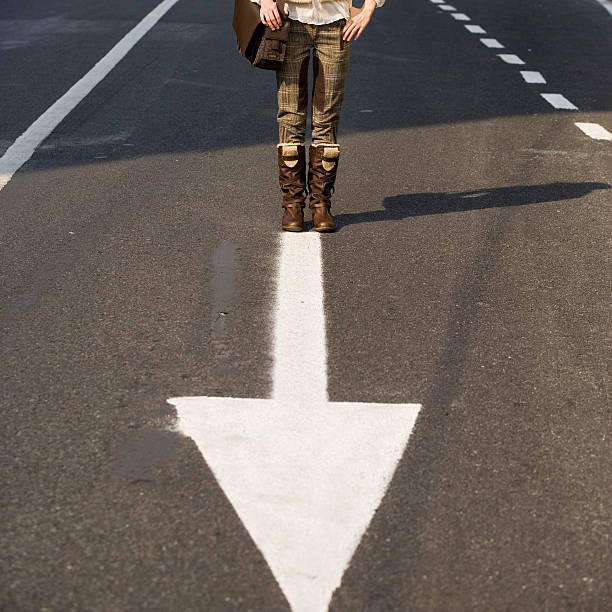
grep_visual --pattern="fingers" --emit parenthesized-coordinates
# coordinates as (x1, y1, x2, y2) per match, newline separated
(342, 20, 362, 41)
(261, 5, 282, 30)
(342, 13, 371, 41)
(353, 24, 365, 41)
(271, 6, 281, 28)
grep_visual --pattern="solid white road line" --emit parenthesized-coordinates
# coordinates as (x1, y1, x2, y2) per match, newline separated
(541, 93, 579, 110)
(480, 38, 504, 48)
(497, 54, 525, 65)
(169, 232, 421, 612)
(0, 0, 182, 193)
(594, 0, 612, 17)
(465, 25, 486, 34)
(575, 122, 612, 140)
(520, 70, 547, 84)
(452, 13, 471, 21)
(272, 233, 327, 403)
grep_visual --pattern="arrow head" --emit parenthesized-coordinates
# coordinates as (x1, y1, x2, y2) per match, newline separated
(168, 396, 421, 612)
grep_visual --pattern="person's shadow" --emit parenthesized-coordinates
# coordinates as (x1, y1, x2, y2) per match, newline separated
(331, 182, 610, 230)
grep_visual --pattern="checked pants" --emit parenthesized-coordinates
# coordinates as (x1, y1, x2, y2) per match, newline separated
(276, 19, 351, 145)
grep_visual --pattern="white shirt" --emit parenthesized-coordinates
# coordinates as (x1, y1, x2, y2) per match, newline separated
(251, 1, 386, 26)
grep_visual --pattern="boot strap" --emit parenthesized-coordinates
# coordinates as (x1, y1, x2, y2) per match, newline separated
(280, 144, 302, 168)
(322, 146, 339, 171)
(283, 155, 300, 168)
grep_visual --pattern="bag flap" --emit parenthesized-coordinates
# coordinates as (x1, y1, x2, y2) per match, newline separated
(264, 19, 290, 42)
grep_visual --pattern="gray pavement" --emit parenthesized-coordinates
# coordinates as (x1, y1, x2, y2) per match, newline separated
(1, 0, 611, 610)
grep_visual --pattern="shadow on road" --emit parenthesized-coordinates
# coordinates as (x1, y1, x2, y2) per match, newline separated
(2, 0, 611, 171)
(334, 182, 611, 230)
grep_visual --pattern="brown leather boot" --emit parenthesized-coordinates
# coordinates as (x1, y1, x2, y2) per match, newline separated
(278, 144, 307, 232)
(308, 145, 339, 232)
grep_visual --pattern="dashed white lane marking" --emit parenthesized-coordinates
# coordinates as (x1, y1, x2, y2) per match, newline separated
(430, 0, 445, 4)
(0, 0, 182, 193)
(169, 232, 421, 612)
(433, 0, 609, 135)
(465, 24, 486, 34)
(497, 53, 525, 65)
(521, 70, 547, 84)
(575, 122, 612, 140)
(439, 4, 457, 10)
(480, 38, 504, 48)
(541, 93, 579, 110)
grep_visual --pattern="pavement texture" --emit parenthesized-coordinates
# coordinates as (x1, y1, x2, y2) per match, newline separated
(1, 0, 610, 610)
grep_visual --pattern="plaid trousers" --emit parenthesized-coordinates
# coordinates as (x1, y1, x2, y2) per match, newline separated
(276, 19, 351, 145)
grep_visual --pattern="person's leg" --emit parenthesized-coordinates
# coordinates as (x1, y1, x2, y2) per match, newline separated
(311, 20, 351, 146)
(277, 20, 312, 145)
(308, 21, 351, 232)
(276, 20, 312, 231)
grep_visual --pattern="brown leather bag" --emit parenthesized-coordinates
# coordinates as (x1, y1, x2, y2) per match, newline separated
(233, 0, 290, 70)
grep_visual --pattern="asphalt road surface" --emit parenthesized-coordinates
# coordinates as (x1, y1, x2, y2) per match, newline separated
(1, 0, 611, 610)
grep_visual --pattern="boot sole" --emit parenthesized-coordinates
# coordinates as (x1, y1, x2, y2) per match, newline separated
(282, 226, 304, 232)
(313, 226, 335, 233)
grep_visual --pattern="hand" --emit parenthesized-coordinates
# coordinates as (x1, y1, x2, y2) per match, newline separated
(342, 1, 376, 41)
(260, 0, 289, 31)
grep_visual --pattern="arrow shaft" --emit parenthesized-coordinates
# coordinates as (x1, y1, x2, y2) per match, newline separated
(272, 234, 328, 404)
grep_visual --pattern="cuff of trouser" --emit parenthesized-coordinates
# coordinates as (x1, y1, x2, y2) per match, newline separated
(312, 144, 339, 171)
(278, 143, 304, 168)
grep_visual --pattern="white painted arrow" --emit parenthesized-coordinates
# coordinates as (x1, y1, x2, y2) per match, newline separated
(168, 233, 421, 612)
